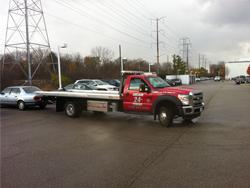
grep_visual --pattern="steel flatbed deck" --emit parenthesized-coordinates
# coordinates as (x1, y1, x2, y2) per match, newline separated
(36, 90, 121, 100)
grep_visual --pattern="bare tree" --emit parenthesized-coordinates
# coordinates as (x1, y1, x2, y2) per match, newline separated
(91, 46, 114, 64)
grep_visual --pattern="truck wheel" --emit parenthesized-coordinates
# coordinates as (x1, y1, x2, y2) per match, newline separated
(18, 101, 26, 111)
(65, 101, 81, 117)
(158, 106, 173, 127)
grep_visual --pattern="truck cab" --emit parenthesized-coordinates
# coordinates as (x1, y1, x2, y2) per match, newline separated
(120, 72, 204, 126)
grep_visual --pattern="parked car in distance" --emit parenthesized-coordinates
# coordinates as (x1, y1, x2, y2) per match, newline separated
(74, 79, 118, 91)
(165, 79, 176, 86)
(170, 78, 182, 86)
(235, 77, 241, 84)
(246, 76, 250, 83)
(101, 79, 120, 87)
(0, 86, 47, 110)
(239, 75, 246, 83)
(195, 77, 201, 82)
(214, 76, 221, 81)
(235, 75, 246, 84)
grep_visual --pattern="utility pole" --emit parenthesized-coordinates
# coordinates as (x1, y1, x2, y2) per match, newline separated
(202, 55, 205, 68)
(186, 42, 190, 69)
(151, 17, 165, 74)
(179, 37, 191, 72)
(198, 54, 201, 69)
(205, 57, 207, 70)
(156, 18, 159, 74)
(2, 0, 53, 85)
(119, 45, 122, 74)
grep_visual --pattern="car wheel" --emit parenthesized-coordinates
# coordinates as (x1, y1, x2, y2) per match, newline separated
(158, 106, 173, 127)
(18, 101, 26, 111)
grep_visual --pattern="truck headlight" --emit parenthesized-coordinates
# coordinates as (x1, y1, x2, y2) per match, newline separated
(178, 94, 191, 105)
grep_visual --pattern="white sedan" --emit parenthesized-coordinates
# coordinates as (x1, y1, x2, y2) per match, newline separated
(214, 76, 221, 81)
(0, 86, 47, 110)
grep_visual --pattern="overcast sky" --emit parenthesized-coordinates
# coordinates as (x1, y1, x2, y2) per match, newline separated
(0, 0, 250, 68)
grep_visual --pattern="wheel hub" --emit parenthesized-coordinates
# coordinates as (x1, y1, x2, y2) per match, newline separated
(160, 112, 167, 120)
(66, 104, 74, 116)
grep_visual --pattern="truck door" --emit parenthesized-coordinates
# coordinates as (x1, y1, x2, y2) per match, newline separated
(123, 78, 153, 112)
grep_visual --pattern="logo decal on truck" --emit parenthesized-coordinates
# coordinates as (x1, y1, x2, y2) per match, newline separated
(133, 93, 144, 97)
(134, 96, 142, 103)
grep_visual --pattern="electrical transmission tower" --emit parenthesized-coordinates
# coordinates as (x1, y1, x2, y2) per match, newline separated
(2, 0, 52, 86)
(179, 37, 191, 71)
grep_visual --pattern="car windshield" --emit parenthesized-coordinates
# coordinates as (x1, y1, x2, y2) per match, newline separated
(1, 87, 11, 94)
(95, 80, 106, 85)
(73, 84, 92, 90)
(23, 86, 41, 93)
(147, 77, 170, 88)
(78, 80, 90, 84)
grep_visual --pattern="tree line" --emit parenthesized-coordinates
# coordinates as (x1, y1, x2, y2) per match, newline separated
(0, 46, 218, 90)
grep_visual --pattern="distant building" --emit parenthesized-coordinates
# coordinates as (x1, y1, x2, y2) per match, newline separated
(225, 61, 250, 80)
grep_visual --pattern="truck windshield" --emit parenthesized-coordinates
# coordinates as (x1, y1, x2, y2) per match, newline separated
(147, 77, 170, 88)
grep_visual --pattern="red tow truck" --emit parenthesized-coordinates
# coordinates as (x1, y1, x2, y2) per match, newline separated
(38, 71, 204, 127)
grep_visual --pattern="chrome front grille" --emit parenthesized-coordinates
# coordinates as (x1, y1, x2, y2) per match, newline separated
(192, 92, 203, 107)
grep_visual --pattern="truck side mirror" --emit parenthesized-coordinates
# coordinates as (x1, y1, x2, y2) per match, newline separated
(139, 84, 145, 92)
(145, 86, 151, 93)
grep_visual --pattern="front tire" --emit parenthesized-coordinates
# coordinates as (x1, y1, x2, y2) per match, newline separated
(158, 106, 174, 127)
(18, 101, 26, 111)
(65, 101, 81, 117)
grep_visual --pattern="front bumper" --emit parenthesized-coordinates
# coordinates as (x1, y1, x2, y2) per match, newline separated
(182, 102, 205, 115)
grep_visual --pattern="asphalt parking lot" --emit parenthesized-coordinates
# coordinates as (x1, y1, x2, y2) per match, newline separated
(1, 81, 250, 188)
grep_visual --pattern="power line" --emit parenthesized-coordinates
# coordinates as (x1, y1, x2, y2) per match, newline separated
(53, 0, 150, 45)
(46, 12, 151, 49)
(84, 0, 153, 39)
(133, 0, 156, 18)
(124, 0, 152, 19)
